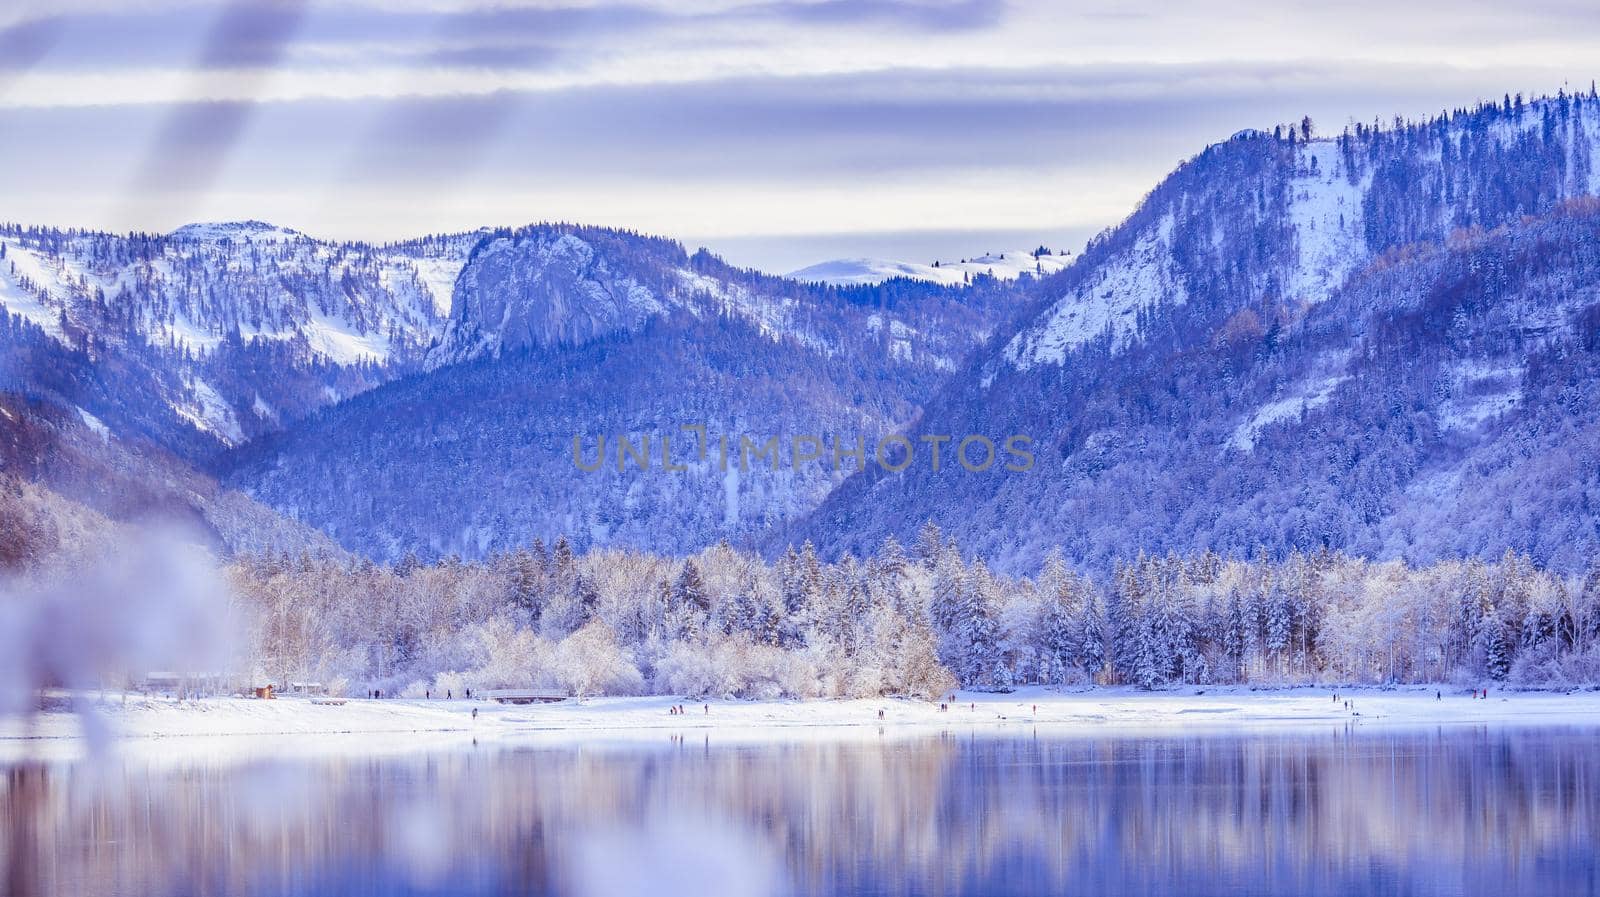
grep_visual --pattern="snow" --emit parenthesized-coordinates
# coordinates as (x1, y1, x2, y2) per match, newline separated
(1006, 216, 1183, 367)
(0, 240, 66, 338)
(1229, 374, 1348, 451)
(76, 407, 110, 441)
(722, 462, 740, 526)
(168, 221, 304, 243)
(251, 393, 279, 424)
(407, 255, 468, 316)
(302, 304, 393, 364)
(173, 375, 245, 444)
(1285, 142, 1370, 304)
(162, 310, 226, 354)
(788, 250, 1069, 287)
(1439, 359, 1521, 432)
(7, 685, 1597, 763)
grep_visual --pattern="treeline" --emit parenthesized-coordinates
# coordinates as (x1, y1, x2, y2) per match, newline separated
(228, 523, 1600, 699)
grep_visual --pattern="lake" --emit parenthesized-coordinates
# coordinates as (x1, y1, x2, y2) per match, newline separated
(3, 725, 1597, 896)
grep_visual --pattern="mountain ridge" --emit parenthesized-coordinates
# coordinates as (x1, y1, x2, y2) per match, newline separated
(804, 91, 1600, 573)
(7, 89, 1600, 571)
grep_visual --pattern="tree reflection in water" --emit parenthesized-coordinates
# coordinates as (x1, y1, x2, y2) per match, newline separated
(2, 727, 1598, 896)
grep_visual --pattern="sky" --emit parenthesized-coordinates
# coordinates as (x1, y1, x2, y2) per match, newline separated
(2, 1, 1598, 273)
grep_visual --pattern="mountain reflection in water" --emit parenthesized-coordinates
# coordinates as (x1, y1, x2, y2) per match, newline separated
(3, 727, 1598, 896)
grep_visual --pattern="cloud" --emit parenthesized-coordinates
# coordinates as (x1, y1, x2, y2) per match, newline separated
(119, 0, 310, 220)
(2, 1, 1598, 269)
(750, 0, 1005, 31)
(0, 0, 1001, 77)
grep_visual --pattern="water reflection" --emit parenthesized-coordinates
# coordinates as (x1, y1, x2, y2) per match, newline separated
(3, 727, 1598, 896)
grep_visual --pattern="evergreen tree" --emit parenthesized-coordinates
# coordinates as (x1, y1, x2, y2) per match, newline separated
(1076, 592, 1106, 682)
(573, 574, 599, 628)
(669, 560, 710, 638)
(915, 520, 944, 565)
(505, 547, 543, 624)
(1481, 616, 1511, 681)
(957, 561, 1004, 688)
(1039, 583, 1077, 684)
(1224, 590, 1247, 682)
(929, 545, 967, 664)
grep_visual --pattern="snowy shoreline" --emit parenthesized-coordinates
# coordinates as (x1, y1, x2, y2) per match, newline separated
(5, 684, 1600, 762)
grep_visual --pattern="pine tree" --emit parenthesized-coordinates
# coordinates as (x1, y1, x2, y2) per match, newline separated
(1266, 588, 1293, 677)
(1107, 557, 1148, 685)
(669, 560, 709, 638)
(506, 547, 543, 626)
(873, 535, 910, 613)
(776, 546, 807, 648)
(1076, 592, 1106, 682)
(552, 536, 575, 586)
(957, 561, 1003, 688)
(1481, 616, 1511, 681)
(1224, 590, 1247, 683)
(929, 546, 967, 665)
(573, 574, 599, 628)
(1039, 583, 1076, 684)
(914, 520, 944, 565)
(1132, 614, 1162, 690)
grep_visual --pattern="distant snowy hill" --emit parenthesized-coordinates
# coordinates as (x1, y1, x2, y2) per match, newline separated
(788, 249, 1070, 286)
(167, 220, 306, 243)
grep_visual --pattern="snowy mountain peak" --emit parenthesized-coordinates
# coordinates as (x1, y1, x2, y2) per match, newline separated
(788, 249, 1070, 287)
(168, 221, 305, 243)
(1002, 94, 1600, 370)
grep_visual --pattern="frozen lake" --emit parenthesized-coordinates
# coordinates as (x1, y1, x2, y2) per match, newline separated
(4, 725, 1598, 896)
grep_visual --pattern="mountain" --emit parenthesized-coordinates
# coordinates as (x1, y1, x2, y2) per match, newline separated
(10, 89, 1600, 573)
(218, 225, 1034, 560)
(0, 389, 343, 561)
(806, 91, 1600, 573)
(1, 215, 1035, 560)
(788, 249, 1071, 287)
(0, 221, 483, 454)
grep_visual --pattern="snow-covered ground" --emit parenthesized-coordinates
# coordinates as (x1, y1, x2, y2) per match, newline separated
(6, 685, 1597, 763)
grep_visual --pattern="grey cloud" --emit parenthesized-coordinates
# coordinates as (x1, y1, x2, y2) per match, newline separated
(0, 56, 1590, 269)
(0, 2, 662, 72)
(319, 61, 1565, 183)
(744, 0, 1006, 31)
(0, 0, 1002, 74)
(121, 0, 309, 209)
(7, 58, 1577, 190)
(0, 15, 63, 71)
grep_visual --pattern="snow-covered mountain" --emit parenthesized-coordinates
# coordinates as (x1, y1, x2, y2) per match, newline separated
(789, 249, 1070, 287)
(807, 92, 1600, 574)
(1002, 96, 1600, 369)
(2, 213, 1036, 559)
(220, 236, 1031, 560)
(0, 218, 1028, 459)
(0, 221, 484, 451)
(10, 90, 1600, 573)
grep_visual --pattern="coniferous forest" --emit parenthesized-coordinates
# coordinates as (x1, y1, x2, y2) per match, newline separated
(217, 525, 1600, 699)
